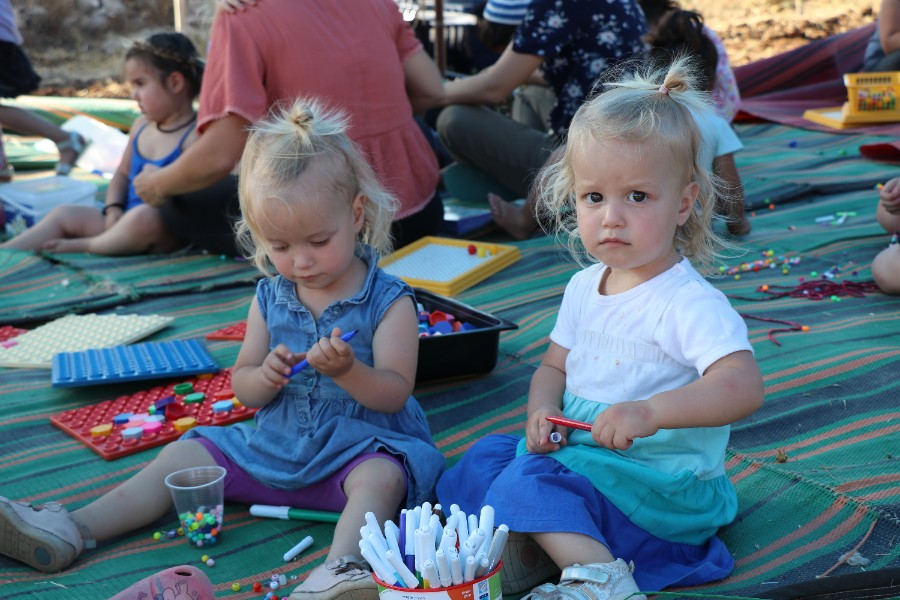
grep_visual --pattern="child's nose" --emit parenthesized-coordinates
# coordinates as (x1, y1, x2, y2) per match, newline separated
(601, 200, 625, 227)
(293, 249, 314, 269)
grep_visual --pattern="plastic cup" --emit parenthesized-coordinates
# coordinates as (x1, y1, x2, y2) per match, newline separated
(164, 466, 226, 548)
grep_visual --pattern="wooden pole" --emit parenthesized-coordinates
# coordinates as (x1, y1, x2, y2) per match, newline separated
(433, 0, 446, 74)
(173, 0, 186, 33)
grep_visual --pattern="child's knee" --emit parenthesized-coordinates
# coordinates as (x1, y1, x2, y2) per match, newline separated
(345, 457, 406, 498)
(156, 438, 216, 468)
(872, 245, 900, 295)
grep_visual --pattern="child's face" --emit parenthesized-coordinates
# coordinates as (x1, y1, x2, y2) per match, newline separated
(253, 166, 365, 294)
(572, 137, 697, 287)
(124, 58, 174, 122)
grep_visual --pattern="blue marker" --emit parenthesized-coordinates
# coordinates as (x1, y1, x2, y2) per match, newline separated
(289, 330, 359, 377)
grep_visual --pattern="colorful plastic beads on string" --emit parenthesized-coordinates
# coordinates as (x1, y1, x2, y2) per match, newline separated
(718, 251, 801, 277)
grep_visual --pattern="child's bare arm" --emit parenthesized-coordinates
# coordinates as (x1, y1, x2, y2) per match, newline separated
(525, 341, 569, 453)
(101, 119, 141, 226)
(594, 350, 764, 450)
(231, 296, 301, 408)
(325, 296, 419, 413)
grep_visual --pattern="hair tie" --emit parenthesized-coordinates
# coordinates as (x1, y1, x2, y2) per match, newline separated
(658, 84, 669, 95)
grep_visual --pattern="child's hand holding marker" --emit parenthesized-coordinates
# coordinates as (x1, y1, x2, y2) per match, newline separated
(545, 415, 592, 445)
(290, 329, 359, 379)
(359, 502, 508, 590)
(526, 406, 570, 453)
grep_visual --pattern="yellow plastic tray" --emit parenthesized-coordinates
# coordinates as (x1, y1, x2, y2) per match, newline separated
(379, 236, 521, 296)
(802, 104, 900, 129)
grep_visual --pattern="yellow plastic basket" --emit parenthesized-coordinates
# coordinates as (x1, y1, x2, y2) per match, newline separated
(843, 71, 900, 120)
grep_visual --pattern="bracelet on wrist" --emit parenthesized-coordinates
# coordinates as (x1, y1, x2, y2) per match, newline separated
(101, 203, 126, 216)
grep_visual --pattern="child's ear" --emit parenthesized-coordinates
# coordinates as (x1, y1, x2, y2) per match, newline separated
(677, 181, 699, 226)
(351, 192, 367, 233)
(166, 71, 187, 94)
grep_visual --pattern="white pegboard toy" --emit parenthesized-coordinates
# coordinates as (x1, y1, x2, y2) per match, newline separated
(380, 236, 521, 296)
(0, 313, 174, 368)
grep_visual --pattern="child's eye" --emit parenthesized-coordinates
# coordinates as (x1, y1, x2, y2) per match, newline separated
(628, 191, 648, 203)
(585, 192, 603, 204)
(310, 238, 330, 247)
(270, 244, 287, 252)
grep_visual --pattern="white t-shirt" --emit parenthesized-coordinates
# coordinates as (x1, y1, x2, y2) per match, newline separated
(695, 107, 743, 170)
(550, 257, 752, 406)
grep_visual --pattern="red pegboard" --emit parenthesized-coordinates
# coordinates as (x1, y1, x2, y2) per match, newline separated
(205, 321, 247, 341)
(0, 325, 27, 344)
(50, 370, 258, 460)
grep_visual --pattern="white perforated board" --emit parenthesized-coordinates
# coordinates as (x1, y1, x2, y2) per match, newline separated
(0, 313, 174, 368)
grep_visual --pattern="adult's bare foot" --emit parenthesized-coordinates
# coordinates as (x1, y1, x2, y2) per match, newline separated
(488, 193, 534, 241)
(42, 238, 89, 253)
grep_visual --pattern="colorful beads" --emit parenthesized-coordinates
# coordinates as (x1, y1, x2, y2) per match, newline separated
(178, 504, 224, 547)
(231, 582, 241, 592)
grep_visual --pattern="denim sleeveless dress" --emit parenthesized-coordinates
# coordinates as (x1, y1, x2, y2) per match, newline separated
(183, 245, 445, 507)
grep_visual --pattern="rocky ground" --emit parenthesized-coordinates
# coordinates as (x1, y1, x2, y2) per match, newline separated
(18, 0, 873, 98)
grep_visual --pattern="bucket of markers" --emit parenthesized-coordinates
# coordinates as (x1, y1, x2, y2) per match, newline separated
(374, 562, 503, 600)
(164, 466, 226, 548)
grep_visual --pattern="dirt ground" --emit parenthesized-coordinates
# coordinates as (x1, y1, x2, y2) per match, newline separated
(21, 0, 874, 98)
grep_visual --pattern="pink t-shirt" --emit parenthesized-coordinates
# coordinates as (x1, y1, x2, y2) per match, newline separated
(704, 26, 741, 123)
(199, 0, 439, 219)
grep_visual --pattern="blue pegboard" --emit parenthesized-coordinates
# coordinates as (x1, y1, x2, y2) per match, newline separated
(51, 339, 218, 387)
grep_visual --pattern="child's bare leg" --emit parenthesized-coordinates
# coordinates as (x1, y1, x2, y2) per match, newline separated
(488, 193, 537, 241)
(531, 531, 643, 597)
(0, 205, 103, 250)
(873, 243, 900, 295)
(71, 439, 217, 543)
(330, 457, 406, 561)
(532, 531, 615, 568)
(47, 205, 183, 255)
(290, 457, 406, 600)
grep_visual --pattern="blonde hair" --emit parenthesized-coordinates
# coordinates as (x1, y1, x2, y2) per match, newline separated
(537, 55, 729, 273)
(235, 98, 397, 276)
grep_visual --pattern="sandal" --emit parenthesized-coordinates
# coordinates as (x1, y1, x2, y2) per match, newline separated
(523, 560, 646, 600)
(55, 131, 88, 176)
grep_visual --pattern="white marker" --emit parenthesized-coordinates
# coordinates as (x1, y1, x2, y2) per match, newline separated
(283, 535, 314, 561)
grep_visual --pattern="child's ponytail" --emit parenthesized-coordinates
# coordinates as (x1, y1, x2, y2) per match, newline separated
(538, 55, 731, 272)
(236, 99, 397, 275)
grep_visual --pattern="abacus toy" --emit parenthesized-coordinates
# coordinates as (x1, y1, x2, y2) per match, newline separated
(50, 370, 258, 460)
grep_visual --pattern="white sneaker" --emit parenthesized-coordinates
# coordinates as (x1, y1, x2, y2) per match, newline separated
(289, 555, 377, 600)
(0, 496, 84, 572)
(524, 559, 646, 600)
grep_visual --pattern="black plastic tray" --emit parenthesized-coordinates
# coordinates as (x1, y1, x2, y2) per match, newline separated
(414, 288, 518, 383)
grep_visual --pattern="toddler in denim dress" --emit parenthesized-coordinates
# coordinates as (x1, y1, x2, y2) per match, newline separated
(0, 99, 444, 600)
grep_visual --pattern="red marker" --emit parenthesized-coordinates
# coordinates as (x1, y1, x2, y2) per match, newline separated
(546, 415, 592, 432)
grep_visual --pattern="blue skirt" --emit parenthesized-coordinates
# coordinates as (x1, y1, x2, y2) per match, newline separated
(435, 434, 734, 592)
